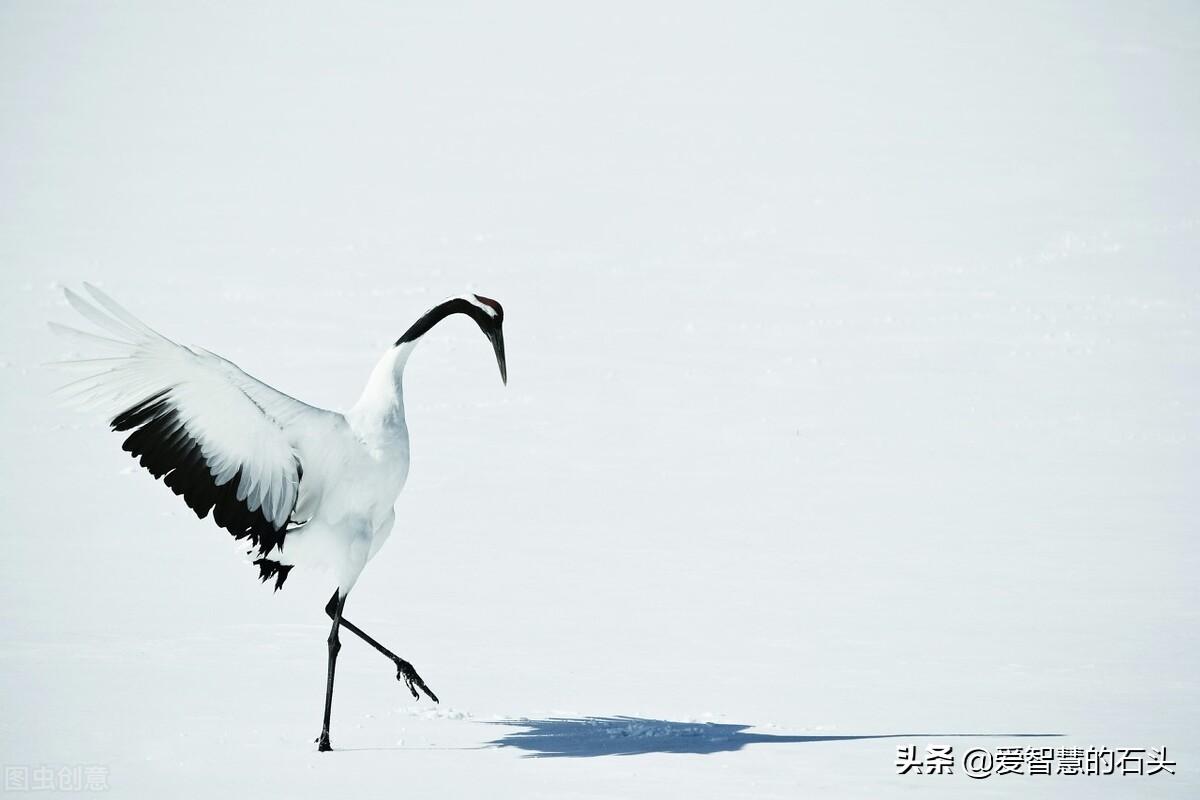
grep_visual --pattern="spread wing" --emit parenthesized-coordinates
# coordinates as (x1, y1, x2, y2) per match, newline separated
(50, 283, 332, 559)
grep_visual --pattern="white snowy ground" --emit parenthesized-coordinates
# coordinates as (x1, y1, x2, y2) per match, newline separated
(1, 2, 1198, 797)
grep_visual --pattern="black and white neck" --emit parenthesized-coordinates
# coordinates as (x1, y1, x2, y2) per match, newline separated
(349, 294, 506, 438)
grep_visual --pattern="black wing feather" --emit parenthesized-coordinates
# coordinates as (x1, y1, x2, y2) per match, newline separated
(111, 390, 300, 586)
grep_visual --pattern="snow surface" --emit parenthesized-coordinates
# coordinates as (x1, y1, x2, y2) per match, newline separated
(2, 2, 1198, 797)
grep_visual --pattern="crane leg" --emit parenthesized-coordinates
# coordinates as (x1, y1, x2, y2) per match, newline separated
(316, 589, 345, 752)
(324, 591, 439, 703)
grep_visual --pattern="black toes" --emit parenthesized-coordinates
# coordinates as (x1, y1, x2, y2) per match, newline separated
(395, 660, 438, 703)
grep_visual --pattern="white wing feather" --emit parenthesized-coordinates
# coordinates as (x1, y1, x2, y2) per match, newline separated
(50, 284, 331, 531)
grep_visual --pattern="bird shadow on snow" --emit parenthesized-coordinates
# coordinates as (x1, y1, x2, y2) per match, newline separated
(484, 716, 1062, 759)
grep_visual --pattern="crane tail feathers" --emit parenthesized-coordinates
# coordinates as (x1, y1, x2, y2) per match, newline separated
(253, 558, 294, 591)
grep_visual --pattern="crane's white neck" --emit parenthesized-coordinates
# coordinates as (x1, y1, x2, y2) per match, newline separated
(347, 341, 417, 443)
(347, 293, 502, 444)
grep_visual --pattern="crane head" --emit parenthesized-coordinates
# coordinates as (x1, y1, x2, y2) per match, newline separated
(471, 294, 506, 385)
(395, 293, 507, 384)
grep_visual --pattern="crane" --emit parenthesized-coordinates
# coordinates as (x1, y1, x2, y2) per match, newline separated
(51, 283, 506, 751)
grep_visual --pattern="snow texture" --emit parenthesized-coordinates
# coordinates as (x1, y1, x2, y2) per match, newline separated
(1, 2, 1197, 797)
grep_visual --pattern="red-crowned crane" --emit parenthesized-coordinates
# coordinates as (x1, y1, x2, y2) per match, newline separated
(51, 284, 506, 751)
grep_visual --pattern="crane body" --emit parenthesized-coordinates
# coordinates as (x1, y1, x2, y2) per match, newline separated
(52, 284, 507, 751)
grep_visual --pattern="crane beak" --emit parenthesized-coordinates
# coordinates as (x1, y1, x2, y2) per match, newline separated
(488, 326, 507, 385)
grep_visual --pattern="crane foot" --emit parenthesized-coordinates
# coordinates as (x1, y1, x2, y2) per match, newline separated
(396, 658, 439, 703)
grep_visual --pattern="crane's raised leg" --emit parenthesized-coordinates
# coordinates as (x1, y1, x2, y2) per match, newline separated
(324, 591, 439, 703)
(316, 590, 345, 752)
